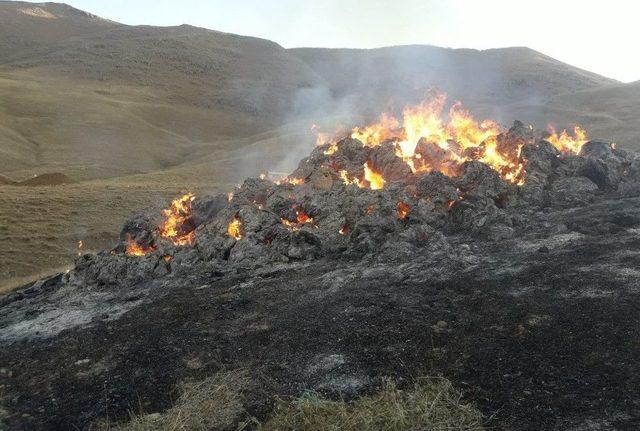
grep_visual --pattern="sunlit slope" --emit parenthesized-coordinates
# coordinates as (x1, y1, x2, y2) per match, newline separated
(0, 71, 274, 180)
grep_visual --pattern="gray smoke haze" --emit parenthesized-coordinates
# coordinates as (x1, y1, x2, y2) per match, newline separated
(261, 43, 615, 177)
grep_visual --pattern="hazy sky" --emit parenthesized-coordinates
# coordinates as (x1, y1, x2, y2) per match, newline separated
(35, 0, 640, 82)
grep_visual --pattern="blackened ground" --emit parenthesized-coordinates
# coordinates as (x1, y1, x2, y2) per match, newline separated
(2, 197, 640, 430)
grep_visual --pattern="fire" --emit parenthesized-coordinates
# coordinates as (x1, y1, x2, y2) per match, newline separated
(397, 201, 411, 219)
(276, 177, 305, 186)
(351, 113, 401, 147)
(227, 192, 234, 202)
(339, 225, 349, 235)
(364, 162, 386, 190)
(282, 205, 315, 230)
(227, 217, 243, 240)
(546, 126, 589, 154)
(319, 93, 588, 186)
(324, 142, 338, 155)
(77, 240, 84, 256)
(159, 193, 196, 246)
(339, 170, 363, 187)
(125, 234, 156, 257)
(295, 206, 313, 224)
(312, 124, 331, 147)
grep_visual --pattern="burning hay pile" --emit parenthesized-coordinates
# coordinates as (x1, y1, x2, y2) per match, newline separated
(71, 96, 640, 287)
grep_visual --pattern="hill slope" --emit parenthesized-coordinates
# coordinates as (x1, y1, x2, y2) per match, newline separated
(0, 1, 327, 180)
(0, 1, 118, 61)
(289, 45, 617, 117)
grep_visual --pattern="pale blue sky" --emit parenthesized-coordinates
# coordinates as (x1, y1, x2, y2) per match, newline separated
(21, 0, 640, 82)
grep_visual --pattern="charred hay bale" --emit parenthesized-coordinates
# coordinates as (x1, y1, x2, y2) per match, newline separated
(522, 140, 560, 175)
(574, 141, 629, 190)
(580, 141, 616, 160)
(549, 177, 598, 207)
(195, 229, 235, 261)
(348, 213, 398, 254)
(376, 225, 449, 262)
(368, 143, 413, 183)
(411, 199, 449, 229)
(415, 172, 460, 204)
(618, 181, 640, 198)
(191, 193, 228, 227)
(518, 178, 547, 207)
(290, 154, 319, 180)
(306, 165, 337, 190)
(196, 205, 279, 261)
(456, 161, 512, 204)
(577, 158, 620, 190)
(117, 212, 158, 252)
(231, 177, 272, 207)
(227, 231, 289, 267)
(266, 193, 298, 217)
(450, 196, 514, 240)
(495, 120, 535, 160)
(228, 224, 323, 266)
(505, 120, 535, 143)
(517, 141, 563, 206)
(285, 229, 324, 260)
(70, 252, 169, 288)
(415, 139, 461, 176)
(329, 138, 371, 173)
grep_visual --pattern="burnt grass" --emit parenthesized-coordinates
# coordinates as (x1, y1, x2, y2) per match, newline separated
(2, 198, 640, 430)
(3, 126, 640, 429)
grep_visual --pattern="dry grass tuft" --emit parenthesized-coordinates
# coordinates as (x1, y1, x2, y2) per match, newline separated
(259, 377, 485, 431)
(101, 375, 484, 431)
(105, 370, 249, 431)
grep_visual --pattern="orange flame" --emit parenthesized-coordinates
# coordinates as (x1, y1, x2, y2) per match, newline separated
(324, 142, 338, 155)
(227, 217, 243, 240)
(321, 93, 588, 186)
(276, 177, 305, 186)
(281, 205, 315, 230)
(364, 162, 386, 190)
(125, 234, 156, 257)
(397, 201, 411, 220)
(339, 170, 363, 187)
(159, 193, 196, 246)
(546, 126, 589, 154)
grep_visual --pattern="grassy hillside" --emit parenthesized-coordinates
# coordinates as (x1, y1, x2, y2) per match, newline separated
(0, 1, 118, 62)
(0, 71, 273, 180)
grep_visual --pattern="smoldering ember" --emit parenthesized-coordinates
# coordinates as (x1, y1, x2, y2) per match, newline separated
(2, 96, 640, 430)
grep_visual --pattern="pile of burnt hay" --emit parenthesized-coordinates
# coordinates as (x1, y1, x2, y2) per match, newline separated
(65, 120, 640, 291)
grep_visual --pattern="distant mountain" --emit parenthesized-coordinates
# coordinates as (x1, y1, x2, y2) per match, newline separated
(0, 1, 118, 60)
(0, 0, 633, 183)
(289, 45, 617, 116)
(0, 2, 325, 119)
(0, 1, 326, 179)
